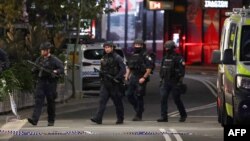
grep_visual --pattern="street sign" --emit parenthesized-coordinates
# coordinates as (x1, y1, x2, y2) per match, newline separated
(145, 0, 174, 10)
(202, 0, 229, 9)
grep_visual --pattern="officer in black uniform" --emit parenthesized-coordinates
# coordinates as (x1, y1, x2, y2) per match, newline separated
(157, 40, 187, 122)
(0, 48, 10, 73)
(91, 42, 126, 124)
(28, 41, 64, 126)
(125, 39, 153, 121)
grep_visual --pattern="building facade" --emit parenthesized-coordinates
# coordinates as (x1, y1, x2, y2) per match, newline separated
(100, 0, 250, 64)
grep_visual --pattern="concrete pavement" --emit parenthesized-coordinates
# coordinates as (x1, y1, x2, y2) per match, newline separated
(0, 95, 100, 127)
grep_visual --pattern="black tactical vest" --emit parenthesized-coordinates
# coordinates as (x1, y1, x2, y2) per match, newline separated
(37, 55, 60, 79)
(127, 51, 147, 75)
(100, 53, 120, 77)
(160, 54, 177, 81)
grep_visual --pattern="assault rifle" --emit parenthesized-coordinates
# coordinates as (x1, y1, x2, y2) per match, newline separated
(27, 60, 60, 78)
(94, 67, 127, 95)
(93, 67, 121, 84)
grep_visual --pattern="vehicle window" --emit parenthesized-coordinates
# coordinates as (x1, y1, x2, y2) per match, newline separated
(228, 23, 237, 49)
(115, 50, 124, 58)
(220, 27, 226, 51)
(84, 49, 103, 60)
(220, 27, 226, 59)
(240, 25, 250, 61)
(83, 49, 124, 60)
(233, 26, 238, 56)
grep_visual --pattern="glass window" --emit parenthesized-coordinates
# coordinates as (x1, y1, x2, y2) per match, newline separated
(110, 14, 125, 41)
(156, 11, 164, 40)
(220, 27, 226, 51)
(84, 49, 103, 60)
(127, 14, 136, 40)
(187, 0, 202, 43)
(203, 9, 219, 45)
(233, 26, 238, 56)
(240, 26, 250, 61)
(146, 11, 154, 40)
(228, 23, 237, 49)
(83, 49, 124, 60)
(134, 2, 144, 40)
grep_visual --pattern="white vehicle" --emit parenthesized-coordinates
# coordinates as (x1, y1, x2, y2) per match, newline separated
(80, 43, 126, 90)
(212, 8, 250, 125)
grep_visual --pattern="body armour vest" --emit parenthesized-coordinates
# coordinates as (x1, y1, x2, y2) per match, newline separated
(127, 51, 146, 75)
(160, 54, 177, 81)
(37, 55, 61, 79)
(100, 53, 120, 77)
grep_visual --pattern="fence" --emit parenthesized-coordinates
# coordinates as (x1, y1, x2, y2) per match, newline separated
(0, 83, 71, 114)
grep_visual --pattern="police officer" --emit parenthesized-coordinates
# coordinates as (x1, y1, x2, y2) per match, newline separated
(28, 41, 64, 126)
(157, 40, 187, 122)
(91, 42, 126, 124)
(125, 39, 153, 121)
(0, 48, 10, 73)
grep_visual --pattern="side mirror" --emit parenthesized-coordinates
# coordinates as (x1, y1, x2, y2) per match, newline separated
(223, 49, 235, 65)
(211, 50, 221, 64)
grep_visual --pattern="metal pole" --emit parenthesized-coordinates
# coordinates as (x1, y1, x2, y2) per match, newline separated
(163, 10, 169, 56)
(125, 0, 128, 49)
(143, 8, 147, 41)
(107, 4, 111, 40)
(152, 11, 157, 53)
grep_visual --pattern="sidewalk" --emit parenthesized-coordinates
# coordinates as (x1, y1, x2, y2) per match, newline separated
(0, 95, 99, 127)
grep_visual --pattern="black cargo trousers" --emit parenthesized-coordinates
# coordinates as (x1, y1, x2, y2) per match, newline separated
(31, 79, 57, 124)
(94, 81, 124, 122)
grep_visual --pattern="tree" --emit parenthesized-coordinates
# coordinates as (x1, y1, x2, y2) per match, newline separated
(63, 0, 120, 98)
(0, 0, 120, 98)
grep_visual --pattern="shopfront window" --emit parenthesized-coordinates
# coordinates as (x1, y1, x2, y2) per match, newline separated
(104, 0, 164, 60)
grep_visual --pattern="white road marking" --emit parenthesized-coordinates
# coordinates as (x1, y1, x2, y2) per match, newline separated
(170, 128, 183, 141)
(159, 128, 172, 141)
(169, 102, 216, 117)
(168, 76, 217, 117)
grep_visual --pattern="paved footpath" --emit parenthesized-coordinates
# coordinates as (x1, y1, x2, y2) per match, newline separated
(0, 95, 100, 128)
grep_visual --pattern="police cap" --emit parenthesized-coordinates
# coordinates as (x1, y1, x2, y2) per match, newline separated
(164, 40, 176, 50)
(103, 41, 116, 49)
(39, 42, 53, 50)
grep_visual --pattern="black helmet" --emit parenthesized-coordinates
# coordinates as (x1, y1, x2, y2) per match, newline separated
(164, 40, 176, 50)
(39, 41, 53, 50)
(103, 41, 116, 49)
(133, 39, 144, 45)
